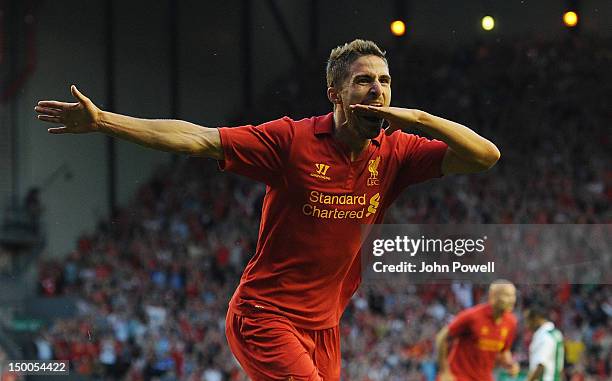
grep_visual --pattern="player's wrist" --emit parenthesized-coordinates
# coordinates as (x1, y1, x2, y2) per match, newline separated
(95, 110, 109, 133)
(410, 109, 431, 124)
(413, 109, 431, 125)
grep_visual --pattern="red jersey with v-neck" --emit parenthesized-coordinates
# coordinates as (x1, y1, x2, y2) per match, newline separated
(218, 112, 447, 329)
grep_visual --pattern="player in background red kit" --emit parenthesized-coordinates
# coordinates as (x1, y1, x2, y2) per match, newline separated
(36, 40, 500, 380)
(436, 280, 520, 381)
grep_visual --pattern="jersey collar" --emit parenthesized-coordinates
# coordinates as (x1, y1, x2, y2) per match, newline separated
(314, 113, 334, 135)
(314, 112, 383, 146)
(535, 321, 555, 335)
(485, 303, 513, 325)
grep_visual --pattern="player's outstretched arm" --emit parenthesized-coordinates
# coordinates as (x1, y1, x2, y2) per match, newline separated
(35, 85, 223, 159)
(350, 105, 500, 175)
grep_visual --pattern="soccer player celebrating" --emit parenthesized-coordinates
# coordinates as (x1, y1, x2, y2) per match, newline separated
(436, 280, 520, 381)
(524, 300, 565, 381)
(36, 40, 500, 380)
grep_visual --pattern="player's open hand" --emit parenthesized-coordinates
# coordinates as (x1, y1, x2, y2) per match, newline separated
(350, 104, 423, 135)
(35, 85, 101, 134)
(508, 362, 520, 377)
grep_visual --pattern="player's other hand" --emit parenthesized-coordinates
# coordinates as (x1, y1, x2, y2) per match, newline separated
(508, 362, 520, 377)
(350, 104, 423, 135)
(35, 85, 101, 134)
(437, 370, 456, 381)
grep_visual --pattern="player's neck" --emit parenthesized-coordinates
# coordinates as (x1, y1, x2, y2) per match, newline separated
(333, 112, 369, 160)
(491, 306, 505, 320)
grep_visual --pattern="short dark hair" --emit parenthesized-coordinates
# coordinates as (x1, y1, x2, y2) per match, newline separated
(326, 39, 387, 88)
(524, 296, 552, 319)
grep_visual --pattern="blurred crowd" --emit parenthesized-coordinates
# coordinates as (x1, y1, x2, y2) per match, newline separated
(34, 34, 610, 380)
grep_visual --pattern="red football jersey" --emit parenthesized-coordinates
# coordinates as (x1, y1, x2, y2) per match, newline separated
(447, 303, 517, 381)
(218, 113, 447, 329)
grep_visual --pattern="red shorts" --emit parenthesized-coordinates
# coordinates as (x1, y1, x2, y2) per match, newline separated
(225, 309, 341, 381)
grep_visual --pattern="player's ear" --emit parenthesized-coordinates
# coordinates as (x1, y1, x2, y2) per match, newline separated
(327, 87, 342, 105)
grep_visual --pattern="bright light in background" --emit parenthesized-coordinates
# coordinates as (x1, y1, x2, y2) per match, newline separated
(390, 20, 406, 36)
(563, 11, 579, 27)
(481, 16, 495, 31)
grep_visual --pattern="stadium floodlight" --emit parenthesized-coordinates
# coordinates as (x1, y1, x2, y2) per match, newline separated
(481, 16, 495, 31)
(390, 20, 406, 36)
(563, 11, 579, 27)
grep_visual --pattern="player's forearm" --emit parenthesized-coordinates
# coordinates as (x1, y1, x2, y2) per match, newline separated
(499, 350, 512, 366)
(415, 111, 500, 169)
(526, 365, 544, 381)
(98, 111, 223, 159)
(499, 350, 520, 377)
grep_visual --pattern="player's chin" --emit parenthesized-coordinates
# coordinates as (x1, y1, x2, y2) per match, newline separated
(357, 116, 383, 138)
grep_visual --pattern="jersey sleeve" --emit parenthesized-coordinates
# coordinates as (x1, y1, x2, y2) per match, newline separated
(448, 308, 473, 337)
(391, 133, 448, 192)
(218, 117, 293, 186)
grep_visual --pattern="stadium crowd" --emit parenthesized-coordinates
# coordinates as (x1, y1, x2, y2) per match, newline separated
(34, 34, 610, 380)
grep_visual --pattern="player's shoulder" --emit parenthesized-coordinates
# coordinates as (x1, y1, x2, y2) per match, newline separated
(255, 114, 316, 137)
(258, 115, 294, 129)
(380, 129, 442, 155)
(539, 322, 561, 339)
(282, 113, 333, 136)
(470, 302, 490, 315)
(289, 113, 330, 126)
(454, 303, 486, 320)
(382, 129, 421, 144)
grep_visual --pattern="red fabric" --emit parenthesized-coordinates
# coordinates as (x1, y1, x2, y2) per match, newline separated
(1, 371, 19, 381)
(446, 303, 517, 381)
(215, 245, 230, 267)
(171, 348, 185, 378)
(225, 309, 340, 381)
(219, 113, 447, 330)
(558, 282, 571, 303)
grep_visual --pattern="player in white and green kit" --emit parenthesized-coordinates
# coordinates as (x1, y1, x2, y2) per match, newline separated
(524, 302, 565, 381)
